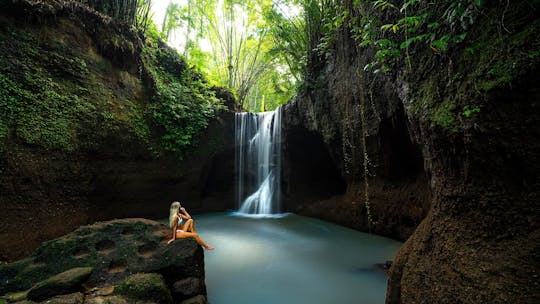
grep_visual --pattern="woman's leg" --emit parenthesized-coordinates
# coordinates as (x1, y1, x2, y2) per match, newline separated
(175, 232, 213, 250)
(182, 219, 195, 232)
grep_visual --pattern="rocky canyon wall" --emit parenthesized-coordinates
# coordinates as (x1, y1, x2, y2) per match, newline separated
(0, 0, 236, 262)
(281, 13, 431, 241)
(281, 1, 539, 302)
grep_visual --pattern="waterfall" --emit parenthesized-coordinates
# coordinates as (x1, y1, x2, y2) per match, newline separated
(235, 108, 282, 215)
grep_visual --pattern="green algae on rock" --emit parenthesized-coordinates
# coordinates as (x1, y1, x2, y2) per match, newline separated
(0, 218, 206, 303)
(26, 267, 93, 302)
(115, 273, 173, 304)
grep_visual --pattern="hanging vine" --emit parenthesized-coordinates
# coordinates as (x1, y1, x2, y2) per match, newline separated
(355, 58, 375, 227)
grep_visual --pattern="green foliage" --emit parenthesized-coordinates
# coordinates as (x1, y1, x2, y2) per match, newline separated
(266, 4, 308, 83)
(467, 18, 540, 92)
(0, 10, 228, 158)
(0, 23, 164, 153)
(349, 0, 482, 73)
(373, 0, 397, 11)
(462, 105, 480, 118)
(143, 38, 224, 157)
(154, 0, 296, 111)
(528, 50, 539, 59)
(81, 0, 152, 30)
(433, 102, 456, 129)
(316, 3, 348, 58)
(161, 2, 184, 40)
(0, 29, 96, 151)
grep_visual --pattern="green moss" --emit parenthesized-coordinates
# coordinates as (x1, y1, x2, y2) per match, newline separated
(3, 290, 29, 302)
(0, 259, 32, 294)
(407, 4, 540, 133)
(0, 28, 95, 152)
(0, 14, 229, 157)
(115, 273, 173, 304)
(27, 267, 93, 302)
(142, 38, 225, 158)
(432, 102, 456, 130)
(0, 120, 7, 140)
(462, 12, 540, 94)
(0, 236, 102, 293)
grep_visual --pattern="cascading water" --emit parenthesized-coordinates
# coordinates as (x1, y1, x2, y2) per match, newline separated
(235, 108, 282, 215)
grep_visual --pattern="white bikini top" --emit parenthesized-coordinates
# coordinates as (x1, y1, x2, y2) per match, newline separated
(177, 216, 183, 227)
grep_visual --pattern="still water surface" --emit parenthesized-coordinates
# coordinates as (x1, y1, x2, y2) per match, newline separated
(195, 213, 402, 304)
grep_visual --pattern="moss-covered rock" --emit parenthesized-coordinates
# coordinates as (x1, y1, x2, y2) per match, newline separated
(1, 290, 27, 302)
(38, 292, 84, 304)
(115, 273, 172, 304)
(26, 267, 92, 302)
(0, 218, 206, 303)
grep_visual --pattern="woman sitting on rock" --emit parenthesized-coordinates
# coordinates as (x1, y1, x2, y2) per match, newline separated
(167, 201, 214, 250)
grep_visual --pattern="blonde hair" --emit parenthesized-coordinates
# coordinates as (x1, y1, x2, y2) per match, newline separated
(169, 201, 181, 228)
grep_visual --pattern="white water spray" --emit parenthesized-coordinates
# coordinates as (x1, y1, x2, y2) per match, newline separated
(235, 108, 282, 215)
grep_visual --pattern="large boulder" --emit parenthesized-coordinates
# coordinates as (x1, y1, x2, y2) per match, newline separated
(0, 218, 206, 303)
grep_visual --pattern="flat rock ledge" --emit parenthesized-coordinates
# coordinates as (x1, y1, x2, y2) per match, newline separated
(0, 218, 207, 304)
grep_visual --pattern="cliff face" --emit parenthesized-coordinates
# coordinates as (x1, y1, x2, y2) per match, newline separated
(282, 1, 539, 302)
(282, 19, 431, 241)
(0, 0, 235, 262)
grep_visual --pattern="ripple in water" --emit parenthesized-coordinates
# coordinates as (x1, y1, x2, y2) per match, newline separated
(195, 213, 402, 304)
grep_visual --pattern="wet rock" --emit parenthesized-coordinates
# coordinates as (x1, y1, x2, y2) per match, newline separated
(172, 277, 203, 298)
(2, 290, 28, 302)
(10, 292, 84, 304)
(40, 292, 84, 304)
(115, 273, 173, 304)
(179, 295, 207, 304)
(27, 267, 92, 302)
(83, 295, 131, 304)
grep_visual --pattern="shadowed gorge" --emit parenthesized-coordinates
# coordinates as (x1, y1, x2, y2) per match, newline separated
(283, 126, 347, 204)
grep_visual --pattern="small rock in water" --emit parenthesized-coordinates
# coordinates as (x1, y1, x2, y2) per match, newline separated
(374, 260, 393, 272)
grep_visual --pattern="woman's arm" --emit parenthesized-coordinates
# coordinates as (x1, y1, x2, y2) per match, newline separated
(167, 215, 179, 244)
(180, 207, 192, 220)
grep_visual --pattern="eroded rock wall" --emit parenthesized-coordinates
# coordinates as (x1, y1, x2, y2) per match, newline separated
(0, 0, 236, 262)
(282, 17, 431, 241)
(282, 1, 539, 302)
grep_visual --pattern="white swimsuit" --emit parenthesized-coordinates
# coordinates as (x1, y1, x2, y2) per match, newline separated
(176, 217, 184, 232)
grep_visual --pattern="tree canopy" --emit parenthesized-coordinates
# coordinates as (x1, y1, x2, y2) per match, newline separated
(82, 0, 339, 112)
(155, 0, 311, 112)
